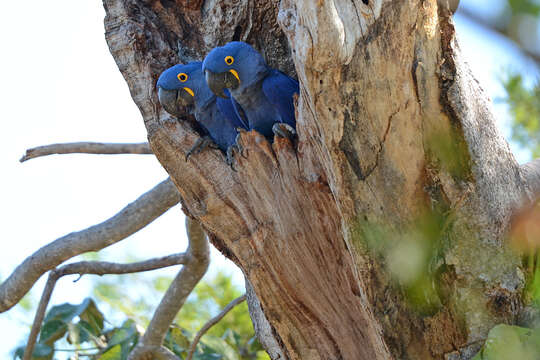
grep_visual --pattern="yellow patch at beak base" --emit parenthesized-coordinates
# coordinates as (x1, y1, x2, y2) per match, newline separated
(183, 87, 194, 97)
(229, 69, 240, 82)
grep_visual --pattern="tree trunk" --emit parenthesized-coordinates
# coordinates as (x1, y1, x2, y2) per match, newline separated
(102, 0, 535, 358)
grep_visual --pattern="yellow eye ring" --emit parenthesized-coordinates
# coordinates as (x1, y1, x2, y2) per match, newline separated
(225, 56, 234, 65)
(177, 73, 188, 82)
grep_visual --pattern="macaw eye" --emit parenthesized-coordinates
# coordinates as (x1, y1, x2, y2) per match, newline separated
(177, 73, 188, 82)
(225, 56, 234, 65)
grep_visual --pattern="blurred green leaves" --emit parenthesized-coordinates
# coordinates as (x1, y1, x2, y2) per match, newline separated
(507, 0, 540, 16)
(356, 210, 448, 316)
(14, 273, 269, 360)
(472, 325, 540, 360)
(503, 74, 540, 158)
(14, 298, 109, 359)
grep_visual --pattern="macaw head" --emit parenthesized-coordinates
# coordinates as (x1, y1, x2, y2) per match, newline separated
(156, 61, 214, 117)
(202, 41, 268, 98)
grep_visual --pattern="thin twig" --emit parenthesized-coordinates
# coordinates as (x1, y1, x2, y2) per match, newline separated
(0, 178, 181, 313)
(22, 253, 189, 360)
(53, 347, 101, 352)
(23, 272, 59, 360)
(20, 142, 152, 162)
(186, 294, 247, 360)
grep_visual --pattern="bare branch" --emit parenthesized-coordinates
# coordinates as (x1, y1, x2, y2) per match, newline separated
(20, 142, 152, 162)
(22, 253, 189, 360)
(129, 218, 210, 360)
(0, 178, 181, 313)
(55, 253, 189, 277)
(522, 158, 540, 200)
(186, 294, 247, 360)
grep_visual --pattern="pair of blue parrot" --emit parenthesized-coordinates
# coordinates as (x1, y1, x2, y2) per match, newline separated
(156, 41, 298, 166)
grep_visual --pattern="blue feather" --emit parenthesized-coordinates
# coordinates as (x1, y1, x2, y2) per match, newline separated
(202, 42, 299, 139)
(262, 69, 299, 128)
(157, 61, 247, 151)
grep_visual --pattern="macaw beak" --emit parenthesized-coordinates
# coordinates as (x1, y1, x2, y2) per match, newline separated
(205, 70, 240, 99)
(157, 87, 194, 116)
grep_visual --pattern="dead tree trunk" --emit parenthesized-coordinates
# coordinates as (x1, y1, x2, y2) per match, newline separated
(102, 0, 539, 358)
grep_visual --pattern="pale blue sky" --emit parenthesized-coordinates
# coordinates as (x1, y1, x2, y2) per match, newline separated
(0, 1, 537, 358)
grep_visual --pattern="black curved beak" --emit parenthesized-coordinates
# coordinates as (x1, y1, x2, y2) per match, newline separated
(205, 70, 240, 99)
(157, 87, 194, 116)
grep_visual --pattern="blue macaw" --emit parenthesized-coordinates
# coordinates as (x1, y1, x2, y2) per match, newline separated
(156, 61, 247, 163)
(202, 41, 298, 140)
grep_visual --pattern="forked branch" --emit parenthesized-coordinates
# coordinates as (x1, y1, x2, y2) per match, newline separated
(20, 142, 152, 162)
(23, 253, 189, 360)
(0, 178, 180, 313)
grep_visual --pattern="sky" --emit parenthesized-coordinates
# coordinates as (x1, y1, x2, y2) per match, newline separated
(0, 1, 538, 358)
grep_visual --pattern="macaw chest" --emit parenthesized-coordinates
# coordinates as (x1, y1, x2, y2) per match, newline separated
(232, 88, 281, 138)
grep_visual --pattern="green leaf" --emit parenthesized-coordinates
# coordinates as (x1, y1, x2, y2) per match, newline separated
(108, 320, 138, 347)
(256, 351, 271, 360)
(193, 353, 222, 360)
(39, 319, 67, 344)
(473, 324, 540, 360)
(75, 320, 96, 343)
(170, 326, 190, 349)
(13, 346, 24, 360)
(221, 329, 242, 348)
(105, 319, 140, 359)
(200, 335, 240, 360)
(13, 344, 53, 360)
(32, 344, 53, 358)
(98, 344, 122, 360)
(43, 303, 80, 323)
(79, 298, 105, 336)
(43, 297, 103, 326)
(164, 326, 190, 356)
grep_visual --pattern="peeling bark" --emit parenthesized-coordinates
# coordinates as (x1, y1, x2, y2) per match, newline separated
(103, 0, 530, 359)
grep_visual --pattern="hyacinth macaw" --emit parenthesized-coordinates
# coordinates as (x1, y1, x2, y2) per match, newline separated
(202, 41, 298, 140)
(156, 61, 247, 163)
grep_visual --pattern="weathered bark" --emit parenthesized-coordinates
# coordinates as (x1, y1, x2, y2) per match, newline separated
(103, 0, 533, 359)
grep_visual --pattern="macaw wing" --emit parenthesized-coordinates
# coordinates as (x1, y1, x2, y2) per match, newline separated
(262, 70, 299, 127)
(216, 90, 248, 130)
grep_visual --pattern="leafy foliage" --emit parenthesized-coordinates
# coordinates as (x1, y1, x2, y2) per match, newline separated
(503, 75, 540, 158)
(507, 0, 540, 16)
(472, 325, 540, 360)
(14, 273, 269, 360)
(14, 298, 110, 360)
